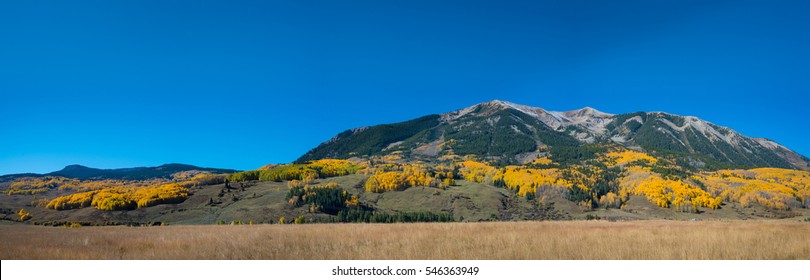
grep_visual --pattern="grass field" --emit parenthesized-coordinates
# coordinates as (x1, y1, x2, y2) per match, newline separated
(1, 220, 808, 260)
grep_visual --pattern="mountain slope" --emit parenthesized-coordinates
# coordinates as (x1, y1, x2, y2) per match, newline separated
(298, 100, 809, 170)
(298, 101, 582, 164)
(297, 115, 441, 162)
(605, 112, 799, 169)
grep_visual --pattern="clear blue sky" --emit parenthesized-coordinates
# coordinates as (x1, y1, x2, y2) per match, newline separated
(1, 0, 809, 174)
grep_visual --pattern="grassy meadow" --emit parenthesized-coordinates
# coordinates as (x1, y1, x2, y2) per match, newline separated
(1, 220, 808, 260)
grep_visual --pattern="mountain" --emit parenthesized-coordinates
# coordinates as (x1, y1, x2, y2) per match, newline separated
(4, 101, 808, 226)
(299, 100, 809, 170)
(1, 163, 238, 181)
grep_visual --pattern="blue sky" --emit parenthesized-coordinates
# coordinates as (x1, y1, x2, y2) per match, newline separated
(1, 0, 808, 174)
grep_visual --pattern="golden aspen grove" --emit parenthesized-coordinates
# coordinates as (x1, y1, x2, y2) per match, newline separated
(325, 148, 809, 214)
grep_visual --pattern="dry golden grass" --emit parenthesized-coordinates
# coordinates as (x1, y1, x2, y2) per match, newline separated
(1, 220, 808, 260)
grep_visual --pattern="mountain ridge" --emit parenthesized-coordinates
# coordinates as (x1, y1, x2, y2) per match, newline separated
(299, 100, 809, 170)
(0, 163, 239, 181)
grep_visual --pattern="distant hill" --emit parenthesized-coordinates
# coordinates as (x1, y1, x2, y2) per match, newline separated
(1, 163, 238, 181)
(299, 100, 809, 170)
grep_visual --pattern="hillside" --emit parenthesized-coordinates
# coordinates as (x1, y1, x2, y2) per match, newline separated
(3, 156, 809, 226)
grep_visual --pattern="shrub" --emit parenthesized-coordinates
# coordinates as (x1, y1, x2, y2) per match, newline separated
(17, 208, 32, 221)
